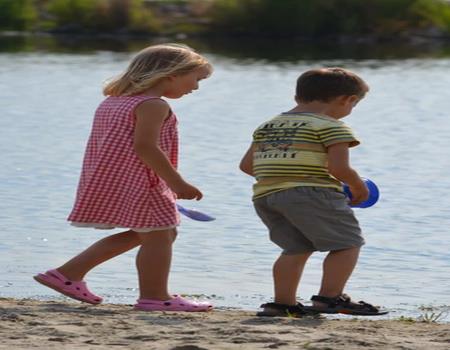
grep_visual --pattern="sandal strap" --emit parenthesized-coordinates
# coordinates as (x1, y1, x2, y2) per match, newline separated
(260, 302, 304, 310)
(353, 300, 380, 312)
(258, 302, 322, 317)
(47, 269, 73, 283)
(311, 294, 380, 312)
(259, 302, 308, 316)
(311, 294, 350, 306)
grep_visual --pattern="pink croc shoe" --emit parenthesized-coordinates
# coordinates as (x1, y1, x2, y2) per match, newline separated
(134, 295, 213, 312)
(33, 269, 102, 305)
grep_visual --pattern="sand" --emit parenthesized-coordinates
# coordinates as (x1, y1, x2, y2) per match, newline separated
(0, 298, 449, 350)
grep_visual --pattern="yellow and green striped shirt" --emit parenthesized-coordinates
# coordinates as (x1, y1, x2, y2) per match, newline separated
(252, 112, 359, 199)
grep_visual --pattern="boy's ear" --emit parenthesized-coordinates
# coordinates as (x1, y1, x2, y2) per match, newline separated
(338, 95, 359, 105)
(335, 95, 350, 105)
(348, 95, 360, 104)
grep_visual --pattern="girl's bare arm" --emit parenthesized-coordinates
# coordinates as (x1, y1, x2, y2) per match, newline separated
(134, 99, 202, 200)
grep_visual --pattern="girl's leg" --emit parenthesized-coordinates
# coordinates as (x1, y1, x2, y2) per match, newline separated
(273, 252, 312, 305)
(57, 230, 141, 281)
(317, 246, 360, 298)
(136, 229, 177, 301)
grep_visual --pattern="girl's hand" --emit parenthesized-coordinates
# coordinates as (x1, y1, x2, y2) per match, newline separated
(134, 100, 203, 201)
(348, 181, 369, 206)
(171, 180, 203, 200)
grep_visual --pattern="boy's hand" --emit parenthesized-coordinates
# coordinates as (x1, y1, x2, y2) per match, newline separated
(348, 181, 369, 206)
(171, 180, 203, 200)
(327, 143, 369, 205)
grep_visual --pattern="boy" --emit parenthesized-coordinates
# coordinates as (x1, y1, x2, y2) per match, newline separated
(239, 67, 387, 317)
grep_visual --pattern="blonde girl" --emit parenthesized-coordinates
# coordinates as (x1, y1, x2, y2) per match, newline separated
(34, 44, 213, 312)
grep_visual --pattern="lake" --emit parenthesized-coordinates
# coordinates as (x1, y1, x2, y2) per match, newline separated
(1, 35, 449, 321)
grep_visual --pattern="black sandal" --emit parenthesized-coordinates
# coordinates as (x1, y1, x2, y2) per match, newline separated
(257, 302, 319, 317)
(303, 294, 389, 316)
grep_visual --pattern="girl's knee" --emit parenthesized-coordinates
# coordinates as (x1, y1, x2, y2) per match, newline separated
(137, 228, 177, 245)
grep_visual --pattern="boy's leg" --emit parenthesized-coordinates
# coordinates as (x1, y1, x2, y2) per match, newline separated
(273, 252, 312, 305)
(316, 246, 360, 301)
(57, 230, 141, 281)
(136, 229, 177, 301)
(308, 246, 387, 315)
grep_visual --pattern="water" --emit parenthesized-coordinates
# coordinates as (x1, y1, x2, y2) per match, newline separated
(1, 36, 450, 321)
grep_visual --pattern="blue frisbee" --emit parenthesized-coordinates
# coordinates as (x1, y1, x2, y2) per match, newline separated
(343, 178, 379, 208)
(176, 204, 215, 222)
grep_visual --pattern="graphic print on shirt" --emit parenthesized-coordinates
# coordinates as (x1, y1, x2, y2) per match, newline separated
(251, 113, 359, 198)
(254, 120, 311, 160)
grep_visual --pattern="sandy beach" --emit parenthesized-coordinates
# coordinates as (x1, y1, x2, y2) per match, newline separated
(0, 298, 449, 350)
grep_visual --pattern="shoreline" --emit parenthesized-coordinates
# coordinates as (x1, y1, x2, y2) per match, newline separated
(1, 298, 449, 349)
(1, 29, 450, 42)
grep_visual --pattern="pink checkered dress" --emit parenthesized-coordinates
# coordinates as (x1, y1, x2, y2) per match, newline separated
(68, 95, 180, 229)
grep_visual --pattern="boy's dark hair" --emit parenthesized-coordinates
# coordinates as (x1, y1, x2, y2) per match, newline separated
(296, 67, 368, 103)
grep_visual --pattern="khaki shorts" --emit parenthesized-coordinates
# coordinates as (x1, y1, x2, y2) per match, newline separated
(253, 186, 365, 255)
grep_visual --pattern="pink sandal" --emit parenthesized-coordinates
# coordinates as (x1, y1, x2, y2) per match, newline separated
(134, 295, 213, 312)
(33, 269, 102, 305)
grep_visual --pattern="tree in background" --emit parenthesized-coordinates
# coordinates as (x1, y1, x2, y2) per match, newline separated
(45, 0, 160, 33)
(0, 0, 37, 30)
(209, 0, 450, 38)
(411, 0, 450, 33)
(0, 0, 449, 37)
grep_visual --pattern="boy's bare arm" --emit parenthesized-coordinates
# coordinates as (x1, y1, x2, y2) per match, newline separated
(327, 143, 369, 205)
(239, 144, 255, 176)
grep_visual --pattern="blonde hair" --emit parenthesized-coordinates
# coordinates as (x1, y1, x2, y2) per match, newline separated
(103, 43, 212, 96)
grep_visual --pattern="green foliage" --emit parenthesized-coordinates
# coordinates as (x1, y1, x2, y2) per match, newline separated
(411, 0, 450, 31)
(209, 0, 450, 37)
(1, 0, 449, 37)
(45, 0, 160, 33)
(396, 316, 417, 323)
(0, 0, 37, 30)
(46, 0, 94, 28)
(128, 0, 161, 33)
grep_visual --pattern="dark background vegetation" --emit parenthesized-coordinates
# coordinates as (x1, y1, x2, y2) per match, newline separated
(1, 0, 450, 40)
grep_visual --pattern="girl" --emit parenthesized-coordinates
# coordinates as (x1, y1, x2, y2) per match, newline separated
(34, 44, 213, 312)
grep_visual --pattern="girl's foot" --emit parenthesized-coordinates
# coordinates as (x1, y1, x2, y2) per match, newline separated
(33, 269, 103, 305)
(134, 295, 213, 312)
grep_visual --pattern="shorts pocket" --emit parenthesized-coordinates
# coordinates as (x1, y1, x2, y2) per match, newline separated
(310, 188, 349, 210)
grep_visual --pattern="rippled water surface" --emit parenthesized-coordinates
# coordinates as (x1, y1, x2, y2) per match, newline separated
(1, 38, 450, 321)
